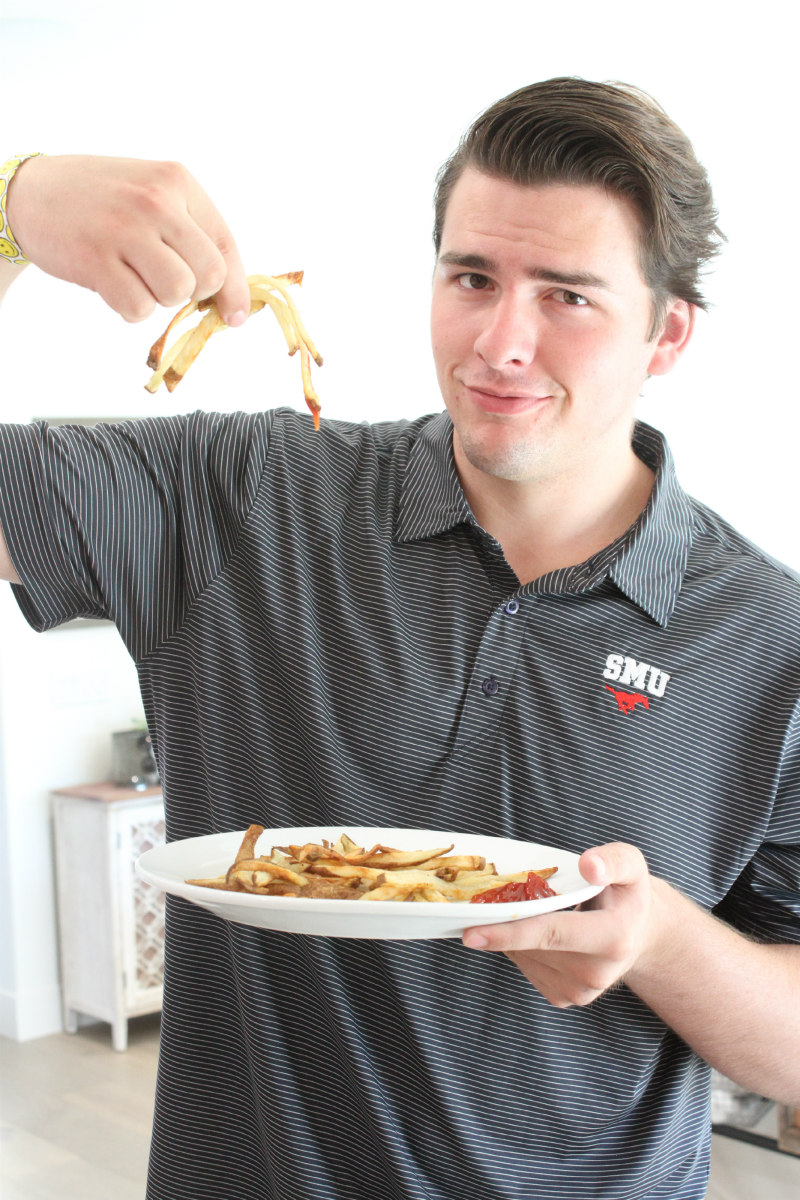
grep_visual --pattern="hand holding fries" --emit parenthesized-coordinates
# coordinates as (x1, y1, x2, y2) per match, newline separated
(187, 827, 558, 903)
(3, 154, 324, 422)
(3, 154, 250, 324)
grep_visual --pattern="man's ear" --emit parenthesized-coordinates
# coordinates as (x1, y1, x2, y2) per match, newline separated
(646, 300, 696, 376)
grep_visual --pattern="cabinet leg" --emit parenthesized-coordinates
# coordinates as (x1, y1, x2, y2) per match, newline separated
(778, 1105, 800, 1155)
(111, 1018, 129, 1053)
(63, 1007, 79, 1035)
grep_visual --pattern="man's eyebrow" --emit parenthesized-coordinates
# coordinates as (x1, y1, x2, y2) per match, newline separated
(438, 252, 496, 271)
(437, 251, 610, 290)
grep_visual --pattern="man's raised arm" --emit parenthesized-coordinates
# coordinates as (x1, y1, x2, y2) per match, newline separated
(0, 152, 252, 584)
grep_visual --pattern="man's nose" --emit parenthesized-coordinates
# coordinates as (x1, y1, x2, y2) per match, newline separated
(474, 297, 537, 369)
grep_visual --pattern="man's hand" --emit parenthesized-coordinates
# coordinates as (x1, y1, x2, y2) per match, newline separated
(464, 844, 800, 1101)
(5, 154, 251, 326)
(463, 843, 656, 1007)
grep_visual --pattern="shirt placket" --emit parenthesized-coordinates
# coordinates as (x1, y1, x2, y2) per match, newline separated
(450, 587, 530, 756)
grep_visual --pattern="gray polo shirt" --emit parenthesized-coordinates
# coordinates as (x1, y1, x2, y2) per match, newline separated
(1, 408, 799, 1200)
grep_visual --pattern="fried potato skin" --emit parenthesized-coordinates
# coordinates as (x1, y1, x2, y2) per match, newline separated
(186, 830, 558, 904)
(146, 274, 323, 427)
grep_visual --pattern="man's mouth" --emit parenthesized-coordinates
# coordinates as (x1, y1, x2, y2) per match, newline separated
(461, 382, 553, 414)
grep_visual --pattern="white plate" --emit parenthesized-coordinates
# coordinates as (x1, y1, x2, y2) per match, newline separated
(136, 825, 604, 940)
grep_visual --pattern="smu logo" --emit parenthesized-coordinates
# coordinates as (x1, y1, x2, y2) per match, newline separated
(602, 653, 671, 715)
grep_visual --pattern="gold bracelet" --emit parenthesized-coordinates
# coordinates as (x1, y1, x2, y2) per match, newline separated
(0, 153, 45, 264)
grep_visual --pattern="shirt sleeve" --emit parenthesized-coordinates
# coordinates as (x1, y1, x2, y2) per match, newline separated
(0, 410, 274, 660)
(714, 697, 800, 944)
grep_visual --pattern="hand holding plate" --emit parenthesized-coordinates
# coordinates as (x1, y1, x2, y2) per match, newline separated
(462, 842, 658, 1007)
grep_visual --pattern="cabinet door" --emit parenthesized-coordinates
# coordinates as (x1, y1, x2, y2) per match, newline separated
(118, 804, 166, 1013)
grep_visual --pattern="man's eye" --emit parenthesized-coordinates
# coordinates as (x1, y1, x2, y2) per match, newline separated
(559, 289, 589, 306)
(457, 273, 490, 290)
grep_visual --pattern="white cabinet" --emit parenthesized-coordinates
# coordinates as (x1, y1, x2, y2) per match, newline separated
(52, 782, 165, 1051)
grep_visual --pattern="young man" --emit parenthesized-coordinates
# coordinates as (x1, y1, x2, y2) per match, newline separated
(1, 80, 799, 1200)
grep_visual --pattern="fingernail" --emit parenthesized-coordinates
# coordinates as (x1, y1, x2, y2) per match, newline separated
(464, 932, 489, 950)
(225, 309, 248, 328)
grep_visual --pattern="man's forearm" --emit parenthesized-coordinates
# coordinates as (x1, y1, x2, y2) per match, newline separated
(625, 880, 800, 1103)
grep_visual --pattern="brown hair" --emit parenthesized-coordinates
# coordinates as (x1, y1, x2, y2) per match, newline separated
(433, 77, 724, 336)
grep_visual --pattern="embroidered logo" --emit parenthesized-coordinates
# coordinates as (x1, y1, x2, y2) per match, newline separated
(602, 653, 671, 715)
(605, 686, 649, 715)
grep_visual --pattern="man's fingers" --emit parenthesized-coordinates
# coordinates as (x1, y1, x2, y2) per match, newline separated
(464, 908, 643, 1006)
(184, 186, 250, 326)
(95, 261, 159, 324)
(121, 240, 201, 312)
(464, 907, 610, 955)
(207, 232, 250, 327)
(579, 842, 649, 888)
(131, 185, 250, 324)
(504, 953, 608, 1009)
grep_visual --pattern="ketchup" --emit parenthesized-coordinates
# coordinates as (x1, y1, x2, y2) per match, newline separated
(470, 872, 556, 904)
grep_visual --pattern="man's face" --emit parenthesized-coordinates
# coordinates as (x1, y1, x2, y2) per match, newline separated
(431, 169, 686, 487)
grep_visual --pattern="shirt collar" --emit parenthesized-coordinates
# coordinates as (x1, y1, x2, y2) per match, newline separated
(395, 411, 472, 542)
(608, 422, 699, 626)
(395, 413, 698, 627)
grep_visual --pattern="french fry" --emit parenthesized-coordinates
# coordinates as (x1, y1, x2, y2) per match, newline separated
(186, 830, 559, 904)
(249, 288, 300, 354)
(184, 874, 231, 890)
(146, 299, 198, 370)
(415, 855, 487, 872)
(307, 863, 387, 881)
(234, 824, 266, 863)
(361, 845, 455, 868)
(163, 308, 226, 392)
(145, 327, 196, 393)
(299, 343, 321, 426)
(361, 880, 421, 902)
(145, 273, 323, 427)
(256, 273, 323, 366)
(413, 886, 449, 903)
(226, 859, 305, 887)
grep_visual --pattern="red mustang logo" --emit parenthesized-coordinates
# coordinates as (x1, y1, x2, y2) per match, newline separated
(605, 685, 650, 715)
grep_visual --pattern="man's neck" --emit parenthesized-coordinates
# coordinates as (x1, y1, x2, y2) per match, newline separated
(455, 438, 655, 586)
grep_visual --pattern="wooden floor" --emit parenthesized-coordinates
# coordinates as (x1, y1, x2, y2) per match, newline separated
(708, 1114, 800, 1200)
(1, 1015, 799, 1199)
(0, 1015, 160, 1200)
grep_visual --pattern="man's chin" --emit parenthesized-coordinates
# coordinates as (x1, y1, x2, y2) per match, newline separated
(455, 430, 546, 483)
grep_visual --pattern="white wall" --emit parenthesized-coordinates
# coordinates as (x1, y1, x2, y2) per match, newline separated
(1, 0, 798, 1038)
(0, 596, 143, 1038)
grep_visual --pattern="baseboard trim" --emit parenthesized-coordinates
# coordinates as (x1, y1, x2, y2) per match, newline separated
(0, 983, 63, 1041)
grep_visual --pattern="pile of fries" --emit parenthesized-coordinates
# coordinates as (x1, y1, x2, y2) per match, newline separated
(145, 272, 323, 427)
(186, 827, 558, 903)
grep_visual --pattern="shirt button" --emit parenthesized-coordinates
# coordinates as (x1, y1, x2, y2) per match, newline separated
(504, 599, 520, 615)
(481, 676, 500, 696)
